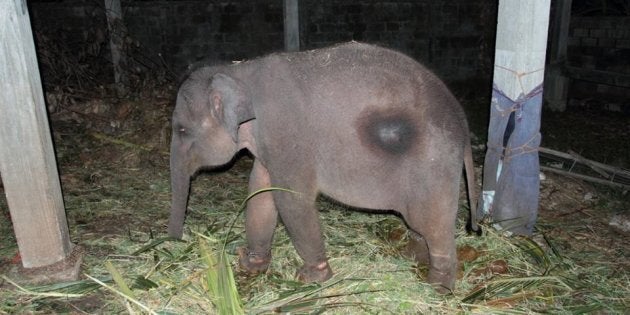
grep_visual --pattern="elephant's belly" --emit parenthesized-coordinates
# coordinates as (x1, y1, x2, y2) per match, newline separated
(317, 165, 417, 212)
(320, 188, 397, 212)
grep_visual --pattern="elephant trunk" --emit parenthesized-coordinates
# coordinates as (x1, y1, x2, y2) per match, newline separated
(168, 144, 192, 239)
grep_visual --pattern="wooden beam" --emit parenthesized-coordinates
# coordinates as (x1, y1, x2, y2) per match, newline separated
(548, 0, 572, 63)
(541, 166, 630, 189)
(544, 0, 572, 111)
(105, 0, 128, 95)
(0, 0, 76, 273)
(283, 0, 299, 52)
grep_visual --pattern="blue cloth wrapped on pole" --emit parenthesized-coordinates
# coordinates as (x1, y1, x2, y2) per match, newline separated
(479, 84, 543, 235)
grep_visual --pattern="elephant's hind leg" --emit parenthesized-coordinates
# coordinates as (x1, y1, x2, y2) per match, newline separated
(404, 185, 459, 293)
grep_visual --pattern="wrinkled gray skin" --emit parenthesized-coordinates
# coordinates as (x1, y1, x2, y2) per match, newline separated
(168, 42, 477, 292)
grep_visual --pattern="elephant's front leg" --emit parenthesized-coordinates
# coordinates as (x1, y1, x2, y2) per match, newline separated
(274, 189, 332, 283)
(239, 159, 278, 274)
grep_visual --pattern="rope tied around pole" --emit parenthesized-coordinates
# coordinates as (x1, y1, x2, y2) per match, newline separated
(485, 132, 540, 164)
(503, 132, 541, 162)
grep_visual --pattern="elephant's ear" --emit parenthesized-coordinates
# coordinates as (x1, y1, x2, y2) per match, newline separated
(209, 73, 254, 141)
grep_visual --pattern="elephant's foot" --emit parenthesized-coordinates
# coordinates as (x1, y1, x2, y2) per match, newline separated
(427, 254, 456, 294)
(237, 247, 271, 275)
(428, 269, 455, 294)
(296, 261, 333, 283)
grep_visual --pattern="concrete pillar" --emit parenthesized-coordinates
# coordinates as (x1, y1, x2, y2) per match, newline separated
(479, 0, 551, 235)
(0, 0, 81, 283)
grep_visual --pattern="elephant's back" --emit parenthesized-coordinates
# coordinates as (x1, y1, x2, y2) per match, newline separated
(254, 41, 470, 165)
(280, 42, 469, 148)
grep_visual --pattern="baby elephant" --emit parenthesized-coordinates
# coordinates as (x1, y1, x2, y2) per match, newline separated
(168, 41, 477, 292)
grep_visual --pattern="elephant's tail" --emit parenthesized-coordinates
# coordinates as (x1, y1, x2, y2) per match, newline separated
(464, 141, 479, 233)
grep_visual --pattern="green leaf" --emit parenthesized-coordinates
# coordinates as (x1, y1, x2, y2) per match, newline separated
(198, 236, 243, 315)
(132, 237, 184, 256)
(105, 260, 135, 299)
(131, 275, 159, 291)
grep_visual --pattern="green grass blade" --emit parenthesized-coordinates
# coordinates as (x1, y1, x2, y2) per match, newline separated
(1, 275, 85, 298)
(198, 236, 243, 315)
(131, 275, 159, 291)
(85, 274, 157, 314)
(105, 260, 136, 299)
(131, 237, 185, 255)
(513, 236, 551, 270)
(462, 276, 573, 303)
(8, 276, 111, 295)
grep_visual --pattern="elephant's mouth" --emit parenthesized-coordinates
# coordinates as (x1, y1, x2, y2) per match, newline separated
(191, 151, 248, 178)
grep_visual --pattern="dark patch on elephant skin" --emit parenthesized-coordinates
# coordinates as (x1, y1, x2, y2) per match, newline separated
(356, 109, 419, 156)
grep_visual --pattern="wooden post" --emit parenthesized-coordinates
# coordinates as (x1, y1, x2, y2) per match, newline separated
(544, 0, 572, 111)
(478, 0, 551, 235)
(0, 0, 81, 282)
(105, 0, 128, 95)
(284, 0, 299, 52)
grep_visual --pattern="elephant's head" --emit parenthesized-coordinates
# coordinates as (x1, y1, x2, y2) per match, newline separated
(168, 71, 254, 238)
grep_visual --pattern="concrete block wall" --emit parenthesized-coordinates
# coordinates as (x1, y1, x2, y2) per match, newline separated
(567, 16, 630, 107)
(123, 2, 286, 68)
(301, 1, 495, 83)
(28, 0, 496, 89)
(569, 17, 630, 71)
